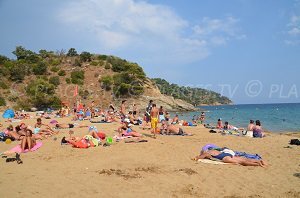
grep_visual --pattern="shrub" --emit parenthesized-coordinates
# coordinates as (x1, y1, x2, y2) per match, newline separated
(90, 61, 98, 66)
(49, 76, 60, 86)
(0, 65, 10, 76)
(0, 97, 6, 106)
(58, 70, 66, 76)
(49, 58, 61, 66)
(113, 83, 131, 97)
(104, 63, 111, 70)
(9, 65, 26, 82)
(0, 81, 9, 89)
(79, 89, 89, 99)
(66, 78, 71, 84)
(50, 66, 59, 72)
(98, 55, 107, 61)
(0, 55, 9, 65)
(26, 79, 60, 109)
(32, 61, 48, 75)
(80, 51, 92, 62)
(100, 75, 113, 90)
(8, 95, 18, 102)
(74, 58, 81, 67)
(71, 70, 84, 85)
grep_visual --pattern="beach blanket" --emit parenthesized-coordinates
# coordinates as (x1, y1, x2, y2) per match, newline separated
(197, 159, 228, 165)
(5, 142, 43, 154)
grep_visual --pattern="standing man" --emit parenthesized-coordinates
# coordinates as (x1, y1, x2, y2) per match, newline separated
(120, 100, 127, 121)
(145, 100, 153, 123)
(150, 103, 159, 138)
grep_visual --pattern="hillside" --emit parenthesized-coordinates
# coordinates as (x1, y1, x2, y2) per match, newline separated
(0, 46, 230, 111)
(152, 78, 232, 106)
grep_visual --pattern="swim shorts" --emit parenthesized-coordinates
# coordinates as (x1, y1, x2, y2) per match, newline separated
(151, 117, 158, 129)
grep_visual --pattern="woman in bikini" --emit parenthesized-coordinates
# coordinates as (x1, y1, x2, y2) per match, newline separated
(193, 148, 267, 167)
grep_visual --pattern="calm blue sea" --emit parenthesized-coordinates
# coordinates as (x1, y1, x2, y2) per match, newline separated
(172, 103, 300, 133)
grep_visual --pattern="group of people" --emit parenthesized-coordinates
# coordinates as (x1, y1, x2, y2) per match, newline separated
(0, 99, 268, 167)
(216, 119, 264, 138)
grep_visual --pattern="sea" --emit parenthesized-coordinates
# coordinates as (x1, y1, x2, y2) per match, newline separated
(171, 103, 300, 133)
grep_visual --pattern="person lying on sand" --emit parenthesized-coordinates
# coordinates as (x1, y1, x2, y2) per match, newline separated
(34, 118, 57, 136)
(193, 148, 267, 167)
(117, 120, 142, 137)
(223, 122, 244, 131)
(160, 120, 192, 136)
(55, 123, 88, 129)
(16, 123, 43, 140)
(3, 125, 25, 141)
(63, 129, 104, 148)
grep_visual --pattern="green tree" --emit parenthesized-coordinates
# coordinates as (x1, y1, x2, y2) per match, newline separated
(12, 46, 40, 63)
(67, 48, 78, 57)
(80, 51, 92, 62)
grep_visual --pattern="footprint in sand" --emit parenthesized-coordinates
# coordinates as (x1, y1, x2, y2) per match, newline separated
(177, 168, 198, 176)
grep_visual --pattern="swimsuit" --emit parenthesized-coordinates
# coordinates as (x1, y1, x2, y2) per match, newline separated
(151, 117, 158, 129)
(212, 152, 233, 160)
(253, 128, 263, 138)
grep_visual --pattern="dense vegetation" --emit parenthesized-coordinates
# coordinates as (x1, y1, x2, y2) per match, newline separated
(152, 78, 232, 106)
(0, 46, 147, 110)
(0, 46, 231, 110)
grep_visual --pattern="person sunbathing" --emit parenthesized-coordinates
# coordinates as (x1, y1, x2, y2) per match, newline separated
(160, 120, 192, 136)
(20, 129, 36, 152)
(63, 130, 104, 148)
(55, 123, 88, 129)
(34, 118, 56, 136)
(118, 120, 142, 137)
(17, 123, 43, 140)
(193, 148, 267, 167)
(4, 125, 24, 141)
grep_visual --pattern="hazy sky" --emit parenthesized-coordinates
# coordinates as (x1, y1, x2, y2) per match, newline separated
(0, 0, 299, 104)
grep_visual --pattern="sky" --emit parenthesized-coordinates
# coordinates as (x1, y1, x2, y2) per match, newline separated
(0, 0, 299, 104)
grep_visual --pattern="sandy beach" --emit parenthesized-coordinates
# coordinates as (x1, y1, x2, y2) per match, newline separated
(0, 115, 299, 198)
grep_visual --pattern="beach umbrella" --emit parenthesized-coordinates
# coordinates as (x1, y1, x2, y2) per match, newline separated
(2, 109, 15, 119)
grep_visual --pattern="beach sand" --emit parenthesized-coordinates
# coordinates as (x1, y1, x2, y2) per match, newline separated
(0, 115, 299, 198)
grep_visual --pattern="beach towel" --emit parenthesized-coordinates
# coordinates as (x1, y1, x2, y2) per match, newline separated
(197, 159, 228, 165)
(5, 142, 43, 154)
